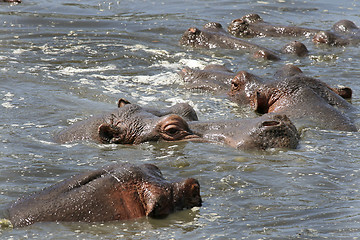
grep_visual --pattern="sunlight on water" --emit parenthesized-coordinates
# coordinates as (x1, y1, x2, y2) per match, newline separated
(1, 0, 360, 239)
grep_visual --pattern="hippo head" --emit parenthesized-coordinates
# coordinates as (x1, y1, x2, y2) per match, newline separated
(145, 177, 202, 218)
(203, 22, 224, 32)
(228, 14, 263, 37)
(332, 20, 359, 33)
(179, 27, 208, 48)
(228, 71, 265, 105)
(98, 105, 199, 144)
(312, 31, 349, 46)
(232, 114, 300, 150)
(117, 164, 202, 218)
(281, 41, 309, 57)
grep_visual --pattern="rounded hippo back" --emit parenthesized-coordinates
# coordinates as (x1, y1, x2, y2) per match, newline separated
(7, 163, 202, 227)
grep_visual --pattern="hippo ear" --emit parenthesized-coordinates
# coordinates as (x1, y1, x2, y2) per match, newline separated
(117, 98, 131, 108)
(253, 91, 269, 114)
(98, 123, 125, 143)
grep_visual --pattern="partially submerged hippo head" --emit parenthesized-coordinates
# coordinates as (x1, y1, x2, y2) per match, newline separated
(189, 114, 300, 150)
(227, 65, 357, 131)
(312, 31, 350, 46)
(281, 41, 309, 57)
(1, 0, 21, 2)
(178, 64, 234, 92)
(179, 27, 208, 48)
(179, 22, 280, 61)
(332, 20, 359, 34)
(228, 14, 263, 37)
(228, 70, 265, 105)
(7, 163, 202, 227)
(55, 103, 200, 144)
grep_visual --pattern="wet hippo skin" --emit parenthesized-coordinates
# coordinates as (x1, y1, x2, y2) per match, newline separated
(228, 65, 357, 131)
(180, 22, 280, 61)
(1, 0, 21, 2)
(188, 114, 300, 150)
(116, 98, 300, 150)
(179, 64, 235, 92)
(228, 13, 321, 38)
(6, 163, 202, 227)
(54, 102, 200, 144)
(229, 14, 360, 47)
(313, 19, 360, 46)
(179, 64, 352, 100)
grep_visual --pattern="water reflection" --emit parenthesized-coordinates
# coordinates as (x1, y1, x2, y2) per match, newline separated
(1, 0, 360, 239)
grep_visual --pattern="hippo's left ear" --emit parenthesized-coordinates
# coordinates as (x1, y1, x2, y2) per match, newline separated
(98, 123, 125, 143)
(252, 91, 269, 114)
(117, 98, 131, 108)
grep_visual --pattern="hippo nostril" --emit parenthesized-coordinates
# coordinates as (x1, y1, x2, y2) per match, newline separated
(262, 121, 280, 127)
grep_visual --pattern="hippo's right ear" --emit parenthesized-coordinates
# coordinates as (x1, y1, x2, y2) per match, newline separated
(98, 124, 125, 143)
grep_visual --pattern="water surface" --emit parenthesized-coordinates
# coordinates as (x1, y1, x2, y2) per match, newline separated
(1, 0, 360, 239)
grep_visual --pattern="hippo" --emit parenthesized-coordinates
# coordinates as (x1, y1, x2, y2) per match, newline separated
(179, 64, 235, 92)
(179, 22, 280, 61)
(179, 64, 351, 100)
(116, 98, 199, 121)
(281, 41, 309, 57)
(312, 20, 360, 46)
(228, 14, 360, 47)
(55, 102, 200, 144)
(228, 14, 321, 38)
(1, 0, 21, 2)
(56, 98, 300, 150)
(312, 31, 352, 46)
(228, 65, 357, 131)
(188, 114, 300, 150)
(5, 163, 202, 227)
(332, 20, 360, 37)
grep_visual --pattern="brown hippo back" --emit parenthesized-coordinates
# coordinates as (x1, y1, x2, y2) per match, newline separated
(7, 163, 202, 227)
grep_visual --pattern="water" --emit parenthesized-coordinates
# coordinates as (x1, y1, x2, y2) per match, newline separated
(1, 0, 360, 239)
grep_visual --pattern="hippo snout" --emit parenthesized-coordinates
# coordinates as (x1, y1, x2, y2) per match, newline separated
(249, 114, 300, 150)
(234, 114, 300, 150)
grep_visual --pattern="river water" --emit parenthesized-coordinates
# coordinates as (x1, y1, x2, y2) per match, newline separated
(1, 0, 360, 239)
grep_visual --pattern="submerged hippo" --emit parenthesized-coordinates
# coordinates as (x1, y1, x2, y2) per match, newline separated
(179, 64, 351, 100)
(180, 22, 280, 61)
(1, 0, 21, 2)
(228, 65, 357, 131)
(179, 64, 235, 92)
(228, 13, 321, 38)
(55, 102, 200, 144)
(281, 41, 309, 57)
(189, 114, 300, 150)
(312, 27, 360, 46)
(332, 20, 360, 36)
(229, 14, 360, 47)
(6, 163, 202, 227)
(57, 98, 300, 150)
(313, 19, 360, 46)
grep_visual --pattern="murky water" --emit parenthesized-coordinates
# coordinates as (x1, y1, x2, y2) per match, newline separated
(1, 0, 360, 239)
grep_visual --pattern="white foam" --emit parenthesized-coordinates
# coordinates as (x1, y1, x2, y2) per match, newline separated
(58, 64, 117, 76)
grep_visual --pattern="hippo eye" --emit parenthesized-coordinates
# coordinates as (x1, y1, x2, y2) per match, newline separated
(164, 125, 181, 136)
